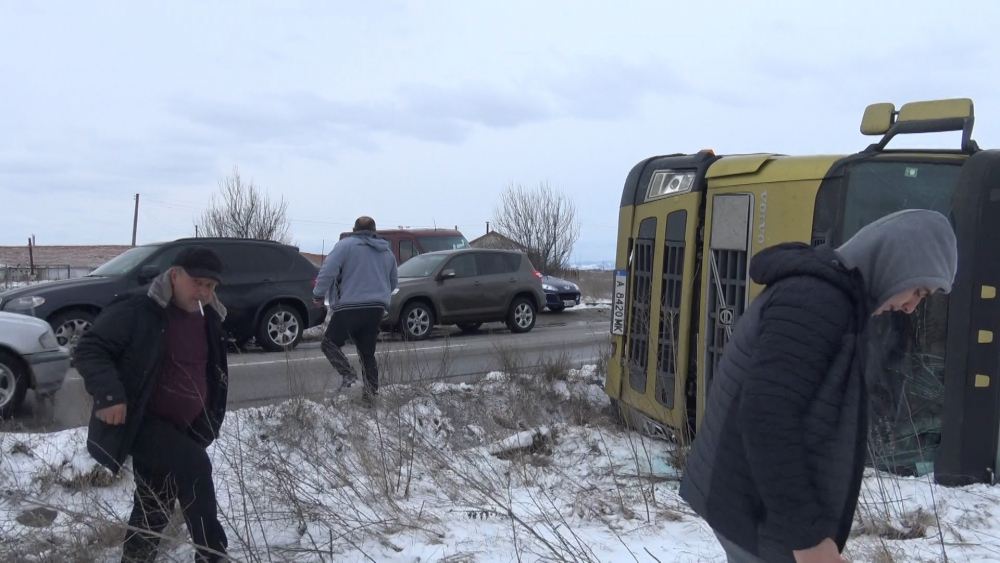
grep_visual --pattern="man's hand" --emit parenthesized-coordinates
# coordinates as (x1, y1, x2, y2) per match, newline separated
(793, 539, 846, 563)
(95, 403, 127, 425)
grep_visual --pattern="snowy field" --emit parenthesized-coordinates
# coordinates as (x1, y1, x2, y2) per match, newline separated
(2, 365, 999, 562)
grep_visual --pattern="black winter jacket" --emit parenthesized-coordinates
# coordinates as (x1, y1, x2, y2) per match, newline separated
(679, 243, 871, 561)
(74, 275, 229, 474)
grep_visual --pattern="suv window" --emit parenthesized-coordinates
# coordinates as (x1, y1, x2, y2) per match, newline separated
(445, 254, 478, 278)
(479, 252, 517, 275)
(503, 253, 522, 272)
(150, 246, 185, 276)
(211, 244, 293, 276)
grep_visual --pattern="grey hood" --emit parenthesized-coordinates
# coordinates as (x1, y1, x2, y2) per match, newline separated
(147, 270, 228, 321)
(352, 230, 391, 252)
(836, 209, 958, 312)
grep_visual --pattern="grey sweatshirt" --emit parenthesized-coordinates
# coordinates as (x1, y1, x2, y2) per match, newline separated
(313, 231, 399, 312)
(836, 209, 958, 312)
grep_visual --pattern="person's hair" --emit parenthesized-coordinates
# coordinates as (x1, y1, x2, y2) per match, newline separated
(354, 216, 376, 232)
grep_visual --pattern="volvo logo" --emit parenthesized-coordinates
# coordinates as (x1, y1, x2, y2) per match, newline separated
(757, 190, 768, 245)
(719, 307, 735, 326)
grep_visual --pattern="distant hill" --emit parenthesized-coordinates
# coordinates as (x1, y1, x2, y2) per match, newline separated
(569, 261, 614, 271)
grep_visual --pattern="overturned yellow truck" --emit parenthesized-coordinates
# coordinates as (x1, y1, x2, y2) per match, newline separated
(607, 98, 1000, 486)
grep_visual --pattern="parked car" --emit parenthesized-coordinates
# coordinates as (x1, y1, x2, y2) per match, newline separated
(382, 248, 545, 340)
(0, 311, 71, 418)
(541, 275, 582, 312)
(0, 238, 327, 354)
(339, 228, 470, 264)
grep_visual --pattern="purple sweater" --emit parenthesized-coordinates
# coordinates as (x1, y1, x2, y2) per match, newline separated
(147, 304, 209, 429)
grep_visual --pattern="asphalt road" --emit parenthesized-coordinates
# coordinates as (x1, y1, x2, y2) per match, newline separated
(2, 306, 611, 434)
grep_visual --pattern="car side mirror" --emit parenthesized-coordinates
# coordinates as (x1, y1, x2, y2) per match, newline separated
(440, 269, 456, 280)
(138, 265, 160, 283)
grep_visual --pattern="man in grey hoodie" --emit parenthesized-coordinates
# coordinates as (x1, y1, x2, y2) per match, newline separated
(313, 216, 398, 406)
(679, 209, 958, 563)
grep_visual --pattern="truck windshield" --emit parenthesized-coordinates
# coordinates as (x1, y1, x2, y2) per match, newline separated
(397, 254, 449, 278)
(844, 160, 962, 477)
(417, 235, 469, 252)
(88, 246, 159, 277)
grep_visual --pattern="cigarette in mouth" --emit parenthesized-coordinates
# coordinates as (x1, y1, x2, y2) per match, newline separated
(198, 300, 204, 316)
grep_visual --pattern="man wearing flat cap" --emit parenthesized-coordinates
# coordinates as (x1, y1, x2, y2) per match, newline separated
(76, 246, 230, 563)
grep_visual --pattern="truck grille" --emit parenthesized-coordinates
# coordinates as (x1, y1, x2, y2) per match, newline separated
(704, 249, 748, 396)
(627, 238, 654, 393)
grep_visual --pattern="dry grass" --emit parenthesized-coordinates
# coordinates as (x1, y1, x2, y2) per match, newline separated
(560, 269, 613, 302)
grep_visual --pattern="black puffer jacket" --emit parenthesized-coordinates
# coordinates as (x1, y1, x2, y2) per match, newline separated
(679, 243, 870, 561)
(74, 273, 229, 474)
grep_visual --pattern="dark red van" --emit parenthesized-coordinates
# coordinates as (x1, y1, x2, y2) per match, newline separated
(338, 228, 470, 264)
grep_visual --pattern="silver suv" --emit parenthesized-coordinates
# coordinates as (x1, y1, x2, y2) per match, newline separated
(383, 248, 545, 340)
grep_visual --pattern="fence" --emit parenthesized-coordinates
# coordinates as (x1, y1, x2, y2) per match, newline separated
(1, 265, 95, 290)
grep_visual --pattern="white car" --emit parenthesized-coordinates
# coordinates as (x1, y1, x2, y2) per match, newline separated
(0, 311, 71, 418)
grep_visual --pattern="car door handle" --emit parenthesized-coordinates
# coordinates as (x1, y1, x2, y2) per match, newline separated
(508, 278, 517, 283)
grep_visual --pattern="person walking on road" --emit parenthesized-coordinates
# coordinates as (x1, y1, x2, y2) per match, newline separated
(75, 247, 230, 563)
(679, 209, 959, 563)
(314, 216, 398, 407)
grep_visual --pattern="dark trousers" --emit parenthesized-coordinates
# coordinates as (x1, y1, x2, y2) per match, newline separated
(122, 416, 227, 563)
(321, 307, 383, 393)
(714, 532, 771, 563)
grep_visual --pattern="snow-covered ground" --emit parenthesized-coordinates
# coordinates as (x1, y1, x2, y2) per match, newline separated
(2, 366, 999, 562)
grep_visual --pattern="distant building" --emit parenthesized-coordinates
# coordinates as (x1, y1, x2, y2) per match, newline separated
(0, 245, 132, 270)
(468, 231, 526, 251)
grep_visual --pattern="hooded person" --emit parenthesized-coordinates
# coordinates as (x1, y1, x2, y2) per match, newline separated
(678, 209, 958, 563)
(314, 216, 399, 407)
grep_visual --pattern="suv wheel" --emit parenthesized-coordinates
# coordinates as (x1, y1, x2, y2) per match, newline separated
(0, 351, 27, 419)
(400, 302, 434, 341)
(51, 309, 94, 351)
(506, 297, 536, 333)
(257, 305, 303, 352)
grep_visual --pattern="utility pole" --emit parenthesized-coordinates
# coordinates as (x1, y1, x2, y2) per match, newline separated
(131, 193, 139, 246)
(195, 225, 199, 238)
(28, 237, 34, 275)
(486, 221, 490, 234)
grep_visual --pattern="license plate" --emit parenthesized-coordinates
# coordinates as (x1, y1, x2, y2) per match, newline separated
(611, 269, 627, 335)
(563, 299, 577, 307)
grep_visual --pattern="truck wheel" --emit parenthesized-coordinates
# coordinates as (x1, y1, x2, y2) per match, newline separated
(400, 302, 434, 341)
(0, 351, 28, 419)
(257, 305, 304, 352)
(506, 297, 536, 333)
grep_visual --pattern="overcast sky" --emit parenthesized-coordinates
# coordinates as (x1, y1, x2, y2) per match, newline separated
(2, 0, 998, 263)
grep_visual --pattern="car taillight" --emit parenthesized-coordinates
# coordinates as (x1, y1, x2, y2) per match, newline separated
(532, 270, 542, 280)
(313, 278, 317, 286)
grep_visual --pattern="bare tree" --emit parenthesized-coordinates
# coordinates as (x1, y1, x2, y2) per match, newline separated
(195, 166, 292, 243)
(491, 181, 580, 274)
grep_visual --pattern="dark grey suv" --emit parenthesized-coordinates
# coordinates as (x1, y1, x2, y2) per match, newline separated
(383, 248, 546, 340)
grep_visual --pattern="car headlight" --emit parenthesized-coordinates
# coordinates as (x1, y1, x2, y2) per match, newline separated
(6, 296, 45, 311)
(38, 329, 59, 349)
(542, 284, 556, 292)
